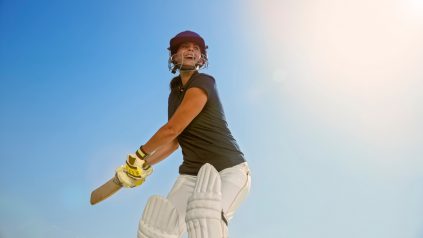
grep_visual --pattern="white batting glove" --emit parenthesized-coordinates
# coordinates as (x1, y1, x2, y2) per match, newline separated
(116, 147, 153, 188)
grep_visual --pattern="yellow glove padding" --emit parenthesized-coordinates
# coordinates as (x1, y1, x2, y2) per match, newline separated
(116, 154, 153, 188)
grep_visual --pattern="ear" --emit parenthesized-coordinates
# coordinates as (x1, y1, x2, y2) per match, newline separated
(170, 54, 179, 64)
(198, 54, 207, 66)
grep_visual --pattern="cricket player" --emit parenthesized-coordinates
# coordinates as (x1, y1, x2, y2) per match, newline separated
(116, 30, 251, 238)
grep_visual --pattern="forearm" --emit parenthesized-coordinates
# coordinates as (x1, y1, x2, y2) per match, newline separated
(117, 126, 180, 189)
(145, 139, 179, 165)
(142, 123, 180, 155)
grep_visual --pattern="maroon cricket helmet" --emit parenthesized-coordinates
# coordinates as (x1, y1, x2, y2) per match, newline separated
(168, 31, 208, 56)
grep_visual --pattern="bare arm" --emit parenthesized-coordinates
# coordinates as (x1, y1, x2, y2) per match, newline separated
(116, 88, 206, 188)
(145, 139, 179, 165)
(142, 87, 207, 156)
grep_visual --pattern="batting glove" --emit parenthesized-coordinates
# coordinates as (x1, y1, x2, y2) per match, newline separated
(116, 147, 153, 188)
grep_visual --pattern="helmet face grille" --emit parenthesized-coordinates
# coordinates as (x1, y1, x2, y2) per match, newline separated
(168, 31, 208, 55)
(168, 53, 208, 74)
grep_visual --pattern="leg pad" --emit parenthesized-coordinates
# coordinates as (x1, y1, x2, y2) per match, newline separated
(186, 163, 228, 238)
(138, 195, 184, 238)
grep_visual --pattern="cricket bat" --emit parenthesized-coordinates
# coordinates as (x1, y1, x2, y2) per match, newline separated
(90, 175, 122, 205)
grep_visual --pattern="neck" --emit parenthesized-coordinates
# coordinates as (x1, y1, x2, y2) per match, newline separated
(180, 70, 196, 85)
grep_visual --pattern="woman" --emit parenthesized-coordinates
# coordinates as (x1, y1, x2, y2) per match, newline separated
(117, 30, 251, 238)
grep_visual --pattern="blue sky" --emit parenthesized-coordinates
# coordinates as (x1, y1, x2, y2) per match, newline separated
(1, 0, 422, 237)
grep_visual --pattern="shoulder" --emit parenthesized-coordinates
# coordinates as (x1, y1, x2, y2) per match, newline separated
(189, 73, 216, 89)
(169, 76, 181, 91)
(193, 73, 216, 84)
(187, 73, 218, 98)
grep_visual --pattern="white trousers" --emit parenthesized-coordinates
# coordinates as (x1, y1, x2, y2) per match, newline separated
(167, 162, 251, 235)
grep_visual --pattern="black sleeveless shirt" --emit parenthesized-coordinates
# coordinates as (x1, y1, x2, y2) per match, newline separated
(168, 72, 245, 175)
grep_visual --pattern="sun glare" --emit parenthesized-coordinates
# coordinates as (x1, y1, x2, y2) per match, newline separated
(245, 0, 422, 170)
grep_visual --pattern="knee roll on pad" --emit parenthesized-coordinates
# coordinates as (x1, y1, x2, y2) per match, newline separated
(186, 163, 228, 238)
(138, 195, 184, 238)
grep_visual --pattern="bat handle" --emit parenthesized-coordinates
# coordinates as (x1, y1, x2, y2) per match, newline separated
(113, 173, 123, 186)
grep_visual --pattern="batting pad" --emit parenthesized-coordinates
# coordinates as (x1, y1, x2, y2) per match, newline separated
(138, 195, 184, 238)
(186, 163, 228, 238)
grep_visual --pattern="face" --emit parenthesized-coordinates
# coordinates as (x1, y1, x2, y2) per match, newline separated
(173, 42, 203, 68)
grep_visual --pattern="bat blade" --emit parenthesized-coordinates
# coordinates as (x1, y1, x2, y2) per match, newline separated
(90, 176, 122, 205)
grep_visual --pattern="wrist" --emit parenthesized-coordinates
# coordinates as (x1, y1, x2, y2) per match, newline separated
(130, 146, 152, 170)
(135, 146, 149, 159)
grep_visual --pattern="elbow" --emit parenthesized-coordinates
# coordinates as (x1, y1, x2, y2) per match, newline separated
(162, 123, 182, 139)
(172, 141, 180, 151)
